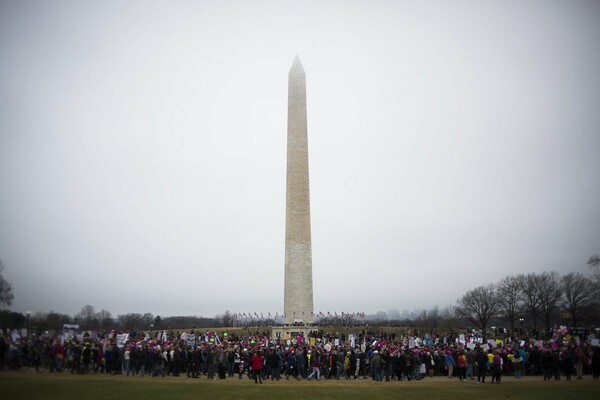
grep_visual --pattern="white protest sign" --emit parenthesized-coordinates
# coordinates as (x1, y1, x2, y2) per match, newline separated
(116, 333, 129, 348)
(187, 334, 196, 348)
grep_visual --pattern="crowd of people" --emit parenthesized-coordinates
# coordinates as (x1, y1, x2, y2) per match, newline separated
(1, 327, 600, 384)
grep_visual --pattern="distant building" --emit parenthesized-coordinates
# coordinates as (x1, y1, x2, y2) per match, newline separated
(375, 311, 387, 321)
(388, 309, 400, 320)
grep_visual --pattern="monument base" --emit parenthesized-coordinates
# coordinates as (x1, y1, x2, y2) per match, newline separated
(271, 325, 319, 343)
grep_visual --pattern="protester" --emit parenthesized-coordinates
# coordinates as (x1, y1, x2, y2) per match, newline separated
(250, 350, 263, 384)
(1, 324, 598, 386)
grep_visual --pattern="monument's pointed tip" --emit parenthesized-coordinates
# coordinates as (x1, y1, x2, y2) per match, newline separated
(290, 55, 304, 74)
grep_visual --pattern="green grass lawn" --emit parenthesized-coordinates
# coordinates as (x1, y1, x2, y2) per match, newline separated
(1, 371, 598, 400)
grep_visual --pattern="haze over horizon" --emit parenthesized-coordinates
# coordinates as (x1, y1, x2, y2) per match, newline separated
(1, 0, 599, 318)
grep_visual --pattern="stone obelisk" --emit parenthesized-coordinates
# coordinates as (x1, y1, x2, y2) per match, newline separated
(284, 56, 314, 324)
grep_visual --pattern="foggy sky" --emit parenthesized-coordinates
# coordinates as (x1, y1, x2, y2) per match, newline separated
(1, 0, 599, 318)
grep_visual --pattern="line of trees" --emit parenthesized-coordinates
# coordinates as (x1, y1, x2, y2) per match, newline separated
(454, 270, 599, 334)
(0, 304, 221, 334)
(413, 257, 600, 334)
(68, 305, 218, 332)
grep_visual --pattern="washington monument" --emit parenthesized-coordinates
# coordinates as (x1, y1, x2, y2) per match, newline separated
(284, 56, 314, 324)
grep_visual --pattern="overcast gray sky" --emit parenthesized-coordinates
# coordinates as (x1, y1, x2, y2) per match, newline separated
(1, 0, 599, 318)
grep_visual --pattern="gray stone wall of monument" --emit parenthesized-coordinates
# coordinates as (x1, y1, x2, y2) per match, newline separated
(284, 56, 314, 324)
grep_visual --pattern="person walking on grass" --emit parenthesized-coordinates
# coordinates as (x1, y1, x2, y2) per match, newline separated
(591, 348, 600, 380)
(445, 350, 456, 378)
(307, 350, 321, 381)
(476, 348, 488, 384)
(466, 349, 475, 380)
(457, 351, 467, 381)
(575, 348, 584, 380)
(491, 350, 502, 384)
(251, 350, 264, 384)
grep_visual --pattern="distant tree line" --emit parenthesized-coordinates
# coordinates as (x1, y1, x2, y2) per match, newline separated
(379, 257, 600, 335)
(453, 269, 599, 334)
(0, 304, 220, 334)
(66, 305, 219, 332)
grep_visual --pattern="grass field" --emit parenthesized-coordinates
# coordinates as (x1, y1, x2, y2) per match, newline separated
(1, 371, 598, 400)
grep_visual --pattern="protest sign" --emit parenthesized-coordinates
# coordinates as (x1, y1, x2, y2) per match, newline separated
(116, 333, 129, 348)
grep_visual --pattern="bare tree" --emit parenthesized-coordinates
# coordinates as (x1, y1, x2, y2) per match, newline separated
(0, 259, 14, 307)
(496, 275, 523, 333)
(455, 284, 499, 332)
(520, 273, 542, 329)
(561, 272, 596, 326)
(117, 313, 154, 331)
(537, 271, 562, 330)
(440, 305, 459, 328)
(96, 309, 113, 330)
(75, 305, 96, 329)
(427, 305, 441, 330)
(45, 311, 73, 332)
(214, 310, 234, 327)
